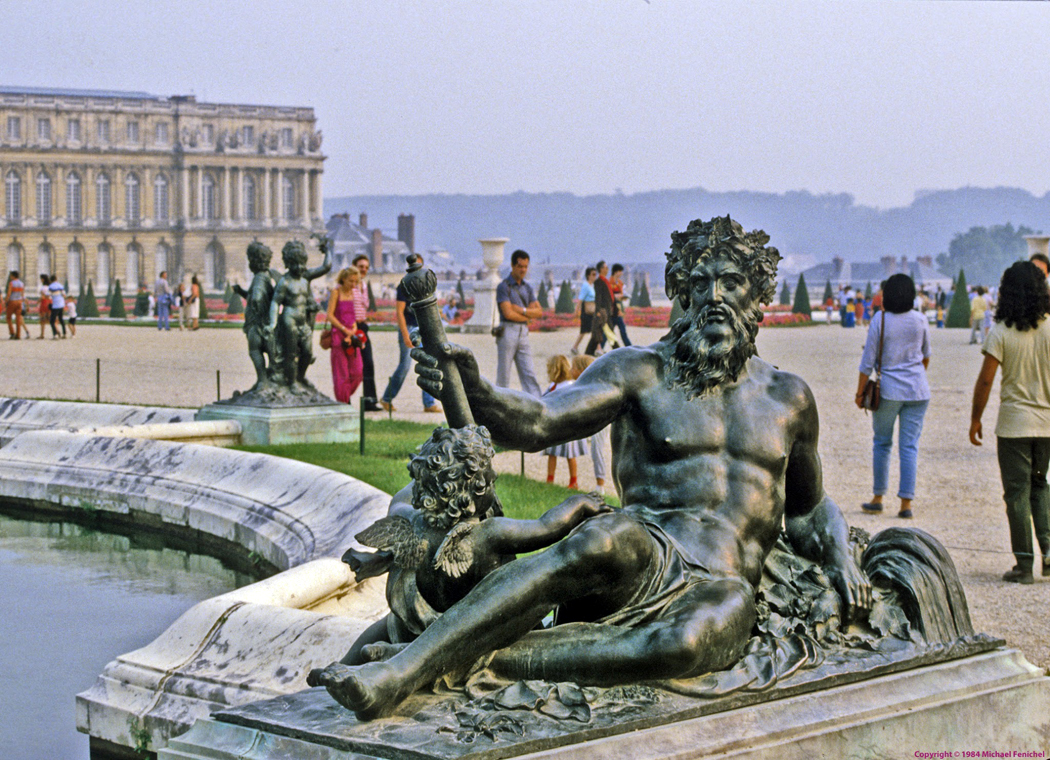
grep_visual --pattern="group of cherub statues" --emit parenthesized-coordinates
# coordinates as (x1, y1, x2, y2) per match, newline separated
(225, 234, 333, 405)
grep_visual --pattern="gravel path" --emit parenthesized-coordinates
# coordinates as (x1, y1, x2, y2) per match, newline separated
(2, 319, 1046, 670)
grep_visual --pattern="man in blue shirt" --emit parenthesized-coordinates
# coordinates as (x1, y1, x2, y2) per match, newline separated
(495, 249, 542, 396)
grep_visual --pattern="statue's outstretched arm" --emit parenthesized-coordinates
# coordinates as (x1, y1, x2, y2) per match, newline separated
(480, 493, 611, 555)
(414, 344, 630, 451)
(305, 234, 333, 281)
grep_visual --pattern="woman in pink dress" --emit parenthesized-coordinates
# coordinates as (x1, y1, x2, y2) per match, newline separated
(327, 268, 364, 404)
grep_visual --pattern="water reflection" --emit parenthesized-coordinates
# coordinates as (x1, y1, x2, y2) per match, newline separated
(0, 513, 252, 760)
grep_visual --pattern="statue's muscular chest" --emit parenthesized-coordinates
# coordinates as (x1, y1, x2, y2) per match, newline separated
(632, 383, 793, 477)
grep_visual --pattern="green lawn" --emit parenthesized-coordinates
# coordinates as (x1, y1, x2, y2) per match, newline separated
(234, 419, 615, 520)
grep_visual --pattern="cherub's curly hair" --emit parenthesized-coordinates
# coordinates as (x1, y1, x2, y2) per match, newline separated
(408, 425, 502, 529)
(995, 261, 1050, 332)
(246, 242, 272, 273)
(665, 216, 781, 310)
(281, 240, 307, 268)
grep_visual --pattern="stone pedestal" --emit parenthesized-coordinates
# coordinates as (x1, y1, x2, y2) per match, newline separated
(464, 237, 508, 334)
(1025, 235, 1050, 259)
(159, 648, 1050, 760)
(196, 403, 359, 446)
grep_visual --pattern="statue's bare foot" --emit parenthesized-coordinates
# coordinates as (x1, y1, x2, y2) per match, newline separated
(314, 661, 409, 721)
(362, 642, 407, 662)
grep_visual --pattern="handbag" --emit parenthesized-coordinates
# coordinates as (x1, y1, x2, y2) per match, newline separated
(491, 324, 505, 339)
(860, 312, 885, 411)
(583, 301, 596, 315)
(319, 323, 333, 350)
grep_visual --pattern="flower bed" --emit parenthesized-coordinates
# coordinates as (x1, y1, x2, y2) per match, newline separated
(761, 312, 813, 327)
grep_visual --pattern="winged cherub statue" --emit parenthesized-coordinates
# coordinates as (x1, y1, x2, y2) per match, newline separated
(313, 424, 608, 673)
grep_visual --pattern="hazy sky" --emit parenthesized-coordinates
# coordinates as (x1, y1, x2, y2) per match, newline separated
(3, 0, 1047, 209)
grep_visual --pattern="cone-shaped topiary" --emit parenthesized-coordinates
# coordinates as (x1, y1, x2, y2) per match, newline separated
(83, 280, 100, 318)
(537, 280, 548, 309)
(223, 281, 232, 303)
(792, 273, 812, 316)
(457, 279, 466, 306)
(134, 288, 150, 317)
(637, 279, 651, 308)
(779, 280, 792, 305)
(367, 281, 377, 312)
(227, 291, 244, 315)
(864, 281, 873, 299)
(105, 278, 112, 301)
(109, 280, 127, 319)
(670, 295, 684, 326)
(198, 290, 210, 320)
(555, 280, 575, 314)
(630, 279, 640, 306)
(823, 279, 833, 303)
(946, 269, 970, 328)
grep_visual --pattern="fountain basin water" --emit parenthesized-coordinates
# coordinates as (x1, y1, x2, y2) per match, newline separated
(0, 412, 392, 756)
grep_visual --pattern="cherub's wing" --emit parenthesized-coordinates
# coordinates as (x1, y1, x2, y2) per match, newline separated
(355, 516, 427, 569)
(433, 522, 476, 579)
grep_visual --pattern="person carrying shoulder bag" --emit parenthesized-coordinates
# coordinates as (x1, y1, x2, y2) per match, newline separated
(855, 274, 931, 519)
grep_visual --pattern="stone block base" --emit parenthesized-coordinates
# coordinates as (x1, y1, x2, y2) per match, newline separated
(196, 403, 359, 446)
(159, 648, 1050, 760)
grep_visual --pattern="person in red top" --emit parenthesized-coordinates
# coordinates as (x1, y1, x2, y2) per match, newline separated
(37, 274, 51, 339)
(609, 263, 632, 346)
(6, 271, 26, 339)
(351, 254, 382, 412)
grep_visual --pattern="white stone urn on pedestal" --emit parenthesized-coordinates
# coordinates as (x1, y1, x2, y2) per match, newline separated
(1025, 235, 1050, 260)
(464, 237, 509, 333)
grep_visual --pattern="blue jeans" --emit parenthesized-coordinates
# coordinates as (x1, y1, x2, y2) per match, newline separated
(611, 315, 632, 346)
(157, 300, 170, 330)
(871, 399, 928, 500)
(381, 330, 436, 407)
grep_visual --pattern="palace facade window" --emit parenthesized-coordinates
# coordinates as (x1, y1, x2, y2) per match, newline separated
(37, 118, 51, 141)
(202, 173, 217, 220)
(202, 124, 214, 144)
(153, 174, 169, 222)
(281, 175, 295, 220)
(125, 173, 140, 225)
(243, 175, 256, 220)
(98, 119, 111, 143)
(36, 171, 51, 223)
(127, 121, 139, 143)
(242, 125, 254, 145)
(67, 118, 81, 142)
(280, 127, 293, 148)
(155, 122, 169, 144)
(66, 172, 82, 224)
(97, 243, 111, 287)
(5, 171, 21, 222)
(96, 173, 111, 223)
(7, 116, 21, 140)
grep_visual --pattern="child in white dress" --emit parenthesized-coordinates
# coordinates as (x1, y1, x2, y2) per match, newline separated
(543, 355, 589, 488)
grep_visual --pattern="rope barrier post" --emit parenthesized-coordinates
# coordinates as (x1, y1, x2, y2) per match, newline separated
(360, 400, 365, 456)
(216, 370, 221, 402)
(96, 358, 100, 403)
(521, 450, 525, 477)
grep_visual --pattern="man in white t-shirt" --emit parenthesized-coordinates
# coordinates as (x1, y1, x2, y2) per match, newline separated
(970, 261, 1050, 584)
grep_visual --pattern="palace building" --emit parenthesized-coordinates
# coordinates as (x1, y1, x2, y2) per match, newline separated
(1, 85, 325, 294)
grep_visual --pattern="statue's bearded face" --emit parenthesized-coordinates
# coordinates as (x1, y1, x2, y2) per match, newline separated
(663, 253, 762, 399)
